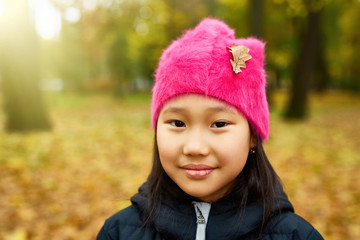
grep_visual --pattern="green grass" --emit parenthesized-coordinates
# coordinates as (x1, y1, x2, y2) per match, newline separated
(0, 90, 359, 240)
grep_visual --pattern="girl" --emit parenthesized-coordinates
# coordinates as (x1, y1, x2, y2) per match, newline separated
(97, 18, 323, 240)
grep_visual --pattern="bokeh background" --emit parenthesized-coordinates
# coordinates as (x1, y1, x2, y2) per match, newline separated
(0, 0, 359, 239)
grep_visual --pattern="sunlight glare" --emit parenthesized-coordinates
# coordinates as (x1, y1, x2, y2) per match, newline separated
(30, 0, 62, 40)
(83, 0, 97, 11)
(64, 7, 81, 23)
(0, 0, 4, 17)
(55, 0, 75, 6)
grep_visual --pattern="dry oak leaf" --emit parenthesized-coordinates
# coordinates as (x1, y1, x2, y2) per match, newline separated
(228, 44, 252, 74)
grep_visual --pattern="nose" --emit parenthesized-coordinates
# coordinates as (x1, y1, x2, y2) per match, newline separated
(183, 129, 210, 156)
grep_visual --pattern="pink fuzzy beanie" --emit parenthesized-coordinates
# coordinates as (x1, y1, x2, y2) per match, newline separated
(151, 18, 269, 141)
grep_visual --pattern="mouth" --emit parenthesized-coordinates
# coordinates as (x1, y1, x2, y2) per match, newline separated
(181, 164, 216, 178)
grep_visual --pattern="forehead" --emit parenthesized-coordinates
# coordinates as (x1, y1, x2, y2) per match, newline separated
(161, 94, 238, 115)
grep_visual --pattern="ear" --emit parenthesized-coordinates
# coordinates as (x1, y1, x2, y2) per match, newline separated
(249, 128, 257, 149)
(250, 135, 257, 148)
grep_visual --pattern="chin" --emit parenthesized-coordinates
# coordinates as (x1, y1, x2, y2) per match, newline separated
(183, 189, 215, 202)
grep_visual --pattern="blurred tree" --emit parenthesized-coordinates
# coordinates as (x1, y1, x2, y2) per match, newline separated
(217, 0, 249, 37)
(107, 1, 144, 91)
(51, 20, 89, 91)
(122, 0, 209, 89)
(265, 0, 359, 94)
(251, 0, 263, 38)
(0, 0, 51, 132)
(335, 0, 360, 90)
(312, 27, 329, 92)
(284, 0, 329, 119)
(22, 0, 358, 96)
(285, 9, 322, 118)
(206, 0, 218, 15)
(249, 0, 277, 107)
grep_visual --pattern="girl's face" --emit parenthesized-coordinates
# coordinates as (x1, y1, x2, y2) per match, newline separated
(156, 94, 254, 202)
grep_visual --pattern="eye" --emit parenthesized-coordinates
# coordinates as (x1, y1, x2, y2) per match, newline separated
(169, 120, 186, 128)
(211, 121, 229, 128)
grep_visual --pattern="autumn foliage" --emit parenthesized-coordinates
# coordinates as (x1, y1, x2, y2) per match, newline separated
(0, 91, 359, 240)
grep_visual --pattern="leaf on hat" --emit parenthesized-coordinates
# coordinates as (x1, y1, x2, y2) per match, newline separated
(228, 44, 252, 74)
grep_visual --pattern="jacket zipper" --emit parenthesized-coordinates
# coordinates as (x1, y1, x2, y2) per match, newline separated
(196, 206, 206, 224)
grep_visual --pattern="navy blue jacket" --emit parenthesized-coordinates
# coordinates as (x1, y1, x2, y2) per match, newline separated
(97, 183, 323, 240)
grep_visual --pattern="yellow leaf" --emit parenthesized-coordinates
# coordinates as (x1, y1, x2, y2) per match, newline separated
(5, 228, 27, 240)
(228, 44, 252, 74)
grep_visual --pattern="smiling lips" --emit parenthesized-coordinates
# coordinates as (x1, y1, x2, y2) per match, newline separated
(181, 164, 216, 178)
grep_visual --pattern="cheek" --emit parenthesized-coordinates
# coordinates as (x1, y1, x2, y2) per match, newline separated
(221, 128, 250, 149)
(219, 146, 249, 180)
(217, 131, 250, 167)
(158, 145, 174, 164)
(157, 130, 179, 164)
(222, 147, 249, 169)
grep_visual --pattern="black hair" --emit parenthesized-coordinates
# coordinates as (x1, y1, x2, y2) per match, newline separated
(145, 133, 281, 238)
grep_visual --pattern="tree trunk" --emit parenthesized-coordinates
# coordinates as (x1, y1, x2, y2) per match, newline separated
(0, 0, 51, 132)
(285, 10, 321, 119)
(251, 0, 263, 38)
(207, 0, 217, 16)
(313, 15, 329, 92)
(250, 0, 275, 107)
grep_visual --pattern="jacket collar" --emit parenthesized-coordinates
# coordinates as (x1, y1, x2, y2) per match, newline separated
(131, 182, 294, 240)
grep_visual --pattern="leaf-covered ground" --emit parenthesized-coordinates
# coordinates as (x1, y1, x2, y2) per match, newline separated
(0, 91, 359, 240)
